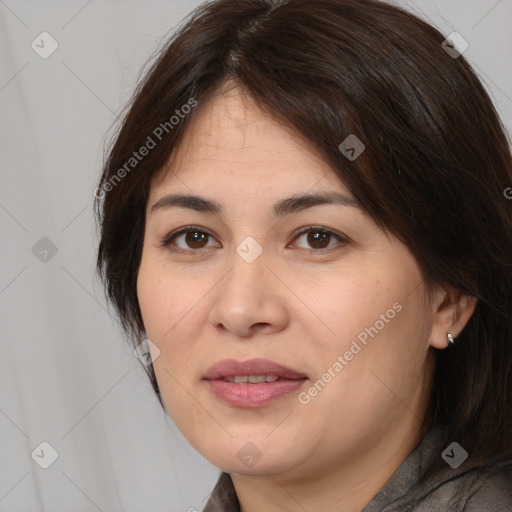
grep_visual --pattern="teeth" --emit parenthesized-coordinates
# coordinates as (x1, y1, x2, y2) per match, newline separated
(224, 374, 280, 383)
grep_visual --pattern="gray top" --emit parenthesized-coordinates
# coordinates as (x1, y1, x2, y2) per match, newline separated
(202, 427, 512, 511)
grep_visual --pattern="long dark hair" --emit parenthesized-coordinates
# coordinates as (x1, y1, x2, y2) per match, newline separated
(94, 0, 512, 478)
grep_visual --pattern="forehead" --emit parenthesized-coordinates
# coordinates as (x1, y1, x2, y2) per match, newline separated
(150, 86, 349, 200)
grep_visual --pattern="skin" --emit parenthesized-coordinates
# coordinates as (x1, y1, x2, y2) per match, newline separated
(136, 83, 476, 512)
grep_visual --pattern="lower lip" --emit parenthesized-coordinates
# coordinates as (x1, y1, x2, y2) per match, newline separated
(205, 379, 308, 408)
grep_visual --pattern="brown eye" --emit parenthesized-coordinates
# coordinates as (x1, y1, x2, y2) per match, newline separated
(162, 226, 218, 252)
(182, 230, 209, 249)
(306, 230, 331, 249)
(293, 227, 348, 251)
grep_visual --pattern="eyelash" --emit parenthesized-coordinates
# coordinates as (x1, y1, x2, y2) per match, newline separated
(159, 225, 349, 255)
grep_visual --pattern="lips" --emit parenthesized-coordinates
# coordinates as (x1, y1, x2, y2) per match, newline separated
(203, 358, 308, 408)
(203, 358, 308, 381)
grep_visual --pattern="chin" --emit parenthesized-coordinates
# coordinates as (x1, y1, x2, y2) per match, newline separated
(200, 440, 300, 476)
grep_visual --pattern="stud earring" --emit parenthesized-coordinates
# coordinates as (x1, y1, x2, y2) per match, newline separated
(447, 333, 455, 345)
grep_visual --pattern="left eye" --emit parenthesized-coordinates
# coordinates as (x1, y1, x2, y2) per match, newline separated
(161, 226, 347, 253)
(292, 227, 347, 251)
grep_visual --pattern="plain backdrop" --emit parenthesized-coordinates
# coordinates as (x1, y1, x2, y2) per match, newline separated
(1, 1, 511, 511)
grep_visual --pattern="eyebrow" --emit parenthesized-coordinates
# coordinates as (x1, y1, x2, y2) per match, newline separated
(150, 191, 361, 218)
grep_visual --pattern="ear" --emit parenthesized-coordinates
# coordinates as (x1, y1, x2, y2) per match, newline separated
(428, 286, 477, 349)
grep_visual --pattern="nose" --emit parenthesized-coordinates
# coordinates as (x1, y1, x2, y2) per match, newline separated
(208, 244, 289, 339)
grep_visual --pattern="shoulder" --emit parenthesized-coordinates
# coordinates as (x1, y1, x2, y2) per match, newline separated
(408, 427, 512, 511)
(460, 466, 512, 512)
(404, 465, 512, 512)
(362, 427, 511, 512)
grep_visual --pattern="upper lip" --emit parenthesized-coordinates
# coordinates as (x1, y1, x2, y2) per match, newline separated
(204, 358, 308, 380)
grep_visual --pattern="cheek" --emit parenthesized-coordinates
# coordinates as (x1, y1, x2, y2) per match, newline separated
(305, 263, 430, 393)
(136, 260, 204, 412)
(301, 269, 393, 347)
(136, 255, 210, 361)
(137, 254, 184, 330)
(137, 263, 167, 335)
(298, 290, 431, 453)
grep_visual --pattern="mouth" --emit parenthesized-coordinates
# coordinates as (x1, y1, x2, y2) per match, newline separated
(203, 358, 308, 381)
(203, 358, 308, 408)
(221, 375, 295, 383)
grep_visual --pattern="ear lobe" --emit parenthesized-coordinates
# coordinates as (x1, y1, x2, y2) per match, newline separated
(428, 287, 477, 349)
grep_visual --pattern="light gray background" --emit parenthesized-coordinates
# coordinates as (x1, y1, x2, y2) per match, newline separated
(1, 1, 511, 511)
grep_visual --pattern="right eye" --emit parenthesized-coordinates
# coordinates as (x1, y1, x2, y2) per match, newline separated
(160, 226, 221, 254)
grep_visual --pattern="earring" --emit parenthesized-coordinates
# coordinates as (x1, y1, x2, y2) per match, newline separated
(447, 333, 455, 345)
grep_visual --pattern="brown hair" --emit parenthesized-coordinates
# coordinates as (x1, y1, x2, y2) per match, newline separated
(95, 0, 512, 476)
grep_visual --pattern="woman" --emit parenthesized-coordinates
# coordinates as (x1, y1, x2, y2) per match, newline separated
(94, 0, 512, 510)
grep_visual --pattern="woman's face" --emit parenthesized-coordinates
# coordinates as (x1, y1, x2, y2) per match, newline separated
(137, 85, 441, 478)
